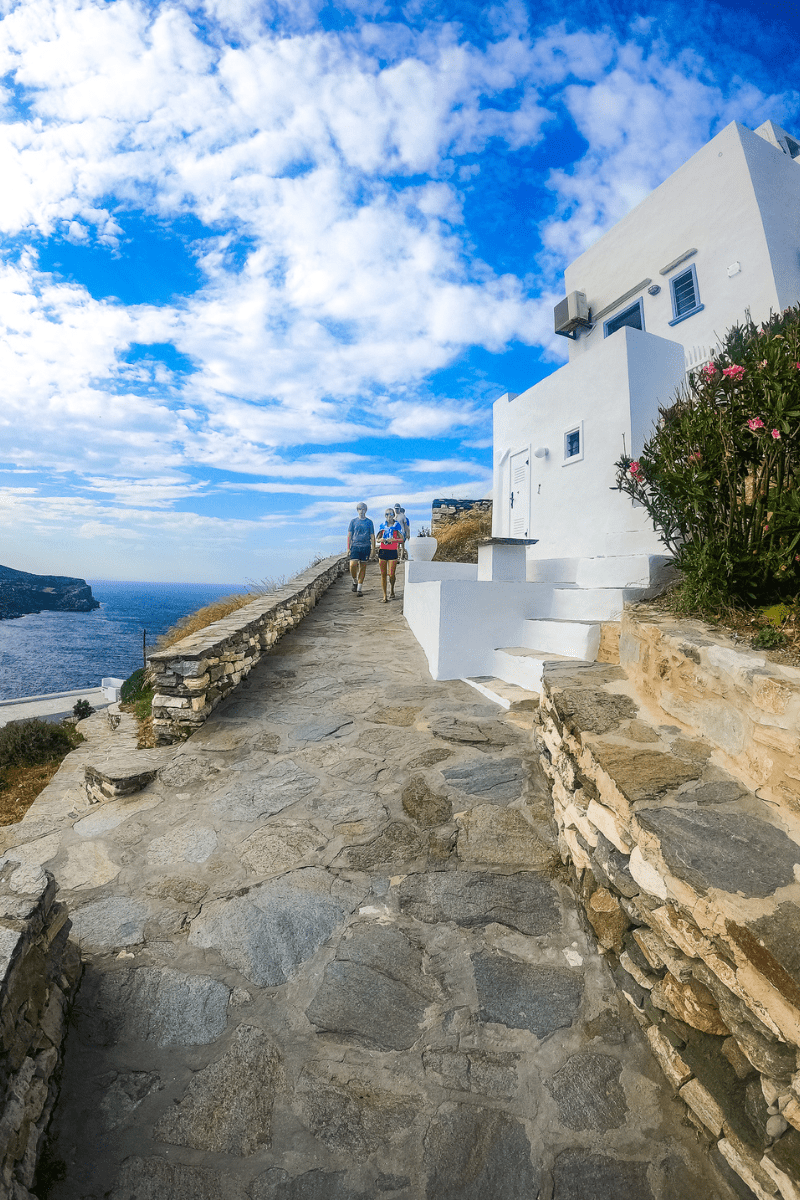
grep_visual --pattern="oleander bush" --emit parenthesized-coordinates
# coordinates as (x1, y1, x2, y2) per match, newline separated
(616, 306, 800, 611)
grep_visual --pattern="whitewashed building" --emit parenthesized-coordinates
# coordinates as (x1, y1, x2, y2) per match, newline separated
(404, 119, 800, 691)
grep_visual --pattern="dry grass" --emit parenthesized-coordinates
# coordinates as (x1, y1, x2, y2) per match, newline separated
(0, 760, 66, 824)
(155, 591, 256, 650)
(432, 509, 493, 563)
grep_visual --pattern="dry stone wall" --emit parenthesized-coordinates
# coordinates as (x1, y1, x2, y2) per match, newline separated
(620, 606, 800, 820)
(0, 867, 81, 1199)
(148, 555, 349, 744)
(430, 498, 492, 529)
(535, 653, 800, 1200)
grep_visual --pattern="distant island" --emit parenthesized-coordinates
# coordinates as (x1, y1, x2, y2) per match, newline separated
(0, 564, 100, 620)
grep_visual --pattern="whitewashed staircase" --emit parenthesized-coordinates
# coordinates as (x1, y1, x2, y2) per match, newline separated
(463, 554, 676, 705)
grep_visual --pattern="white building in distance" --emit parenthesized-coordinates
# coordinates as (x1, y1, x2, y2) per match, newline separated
(404, 119, 800, 689)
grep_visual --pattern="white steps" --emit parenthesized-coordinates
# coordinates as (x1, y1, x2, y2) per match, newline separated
(549, 586, 646, 622)
(491, 647, 582, 692)
(517, 618, 601, 660)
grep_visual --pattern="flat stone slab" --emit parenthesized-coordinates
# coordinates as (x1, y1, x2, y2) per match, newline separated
(552, 1150, 653, 1200)
(636, 807, 800, 896)
(547, 1052, 628, 1131)
(110, 1156, 248, 1199)
(398, 870, 560, 936)
(550, 688, 637, 736)
(472, 952, 582, 1037)
(297, 1066, 419, 1161)
(456, 806, 554, 868)
(292, 714, 354, 742)
(592, 745, 703, 802)
(401, 777, 452, 827)
(306, 923, 433, 1050)
(189, 868, 363, 986)
(211, 760, 318, 822)
(442, 757, 524, 804)
(153, 1024, 281, 1154)
(423, 1105, 540, 1200)
(70, 896, 150, 948)
(81, 966, 230, 1047)
(251, 1169, 372, 1200)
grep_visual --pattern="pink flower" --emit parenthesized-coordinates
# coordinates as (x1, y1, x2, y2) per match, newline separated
(688, 451, 702, 465)
(723, 365, 746, 380)
(759, 359, 768, 367)
(795, 363, 800, 370)
(701, 364, 717, 381)
(747, 417, 765, 431)
(629, 461, 643, 479)
(772, 428, 781, 439)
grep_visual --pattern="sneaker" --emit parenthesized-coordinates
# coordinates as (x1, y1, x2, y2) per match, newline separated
(352, 582, 358, 591)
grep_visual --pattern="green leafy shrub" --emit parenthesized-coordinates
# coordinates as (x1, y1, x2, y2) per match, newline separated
(0, 719, 81, 769)
(120, 668, 155, 722)
(752, 625, 788, 649)
(615, 307, 800, 610)
(72, 698, 94, 720)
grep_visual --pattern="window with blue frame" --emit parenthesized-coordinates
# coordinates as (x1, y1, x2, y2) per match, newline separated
(669, 264, 703, 324)
(603, 299, 644, 338)
(565, 429, 580, 458)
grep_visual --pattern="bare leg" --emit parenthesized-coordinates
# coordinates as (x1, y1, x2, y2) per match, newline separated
(379, 559, 388, 601)
(358, 561, 367, 585)
(389, 562, 397, 597)
(349, 559, 358, 589)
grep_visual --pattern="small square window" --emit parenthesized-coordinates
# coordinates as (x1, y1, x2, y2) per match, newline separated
(785, 135, 800, 159)
(563, 423, 584, 465)
(604, 299, 644, 338)
(668, 264, 704, 325)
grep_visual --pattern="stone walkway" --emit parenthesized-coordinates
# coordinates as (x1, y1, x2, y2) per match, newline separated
(2, 571, 749, 1199)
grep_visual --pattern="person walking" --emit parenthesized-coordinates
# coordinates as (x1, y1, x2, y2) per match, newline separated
(347, 502, 375, 597)
(377, 506, 404, 602)
(394, 504, 411, 559)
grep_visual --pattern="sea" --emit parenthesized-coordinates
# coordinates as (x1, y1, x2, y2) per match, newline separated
(0, 580, 243, 701)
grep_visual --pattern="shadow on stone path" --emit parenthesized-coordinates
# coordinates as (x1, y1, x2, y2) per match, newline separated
(24, 572, 748, 1198)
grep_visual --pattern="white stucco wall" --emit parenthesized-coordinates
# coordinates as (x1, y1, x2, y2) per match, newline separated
(564, 121, 795, 370)
(492, 326, 685, 558)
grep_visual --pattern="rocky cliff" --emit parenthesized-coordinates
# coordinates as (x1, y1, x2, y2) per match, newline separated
(0, 564, 100, 620)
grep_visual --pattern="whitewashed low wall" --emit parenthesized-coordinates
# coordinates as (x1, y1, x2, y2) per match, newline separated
(148, 555, 349, 744)
(402, 578, 550, 680)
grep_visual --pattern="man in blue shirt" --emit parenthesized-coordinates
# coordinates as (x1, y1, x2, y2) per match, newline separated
(347, 502, 376, 597)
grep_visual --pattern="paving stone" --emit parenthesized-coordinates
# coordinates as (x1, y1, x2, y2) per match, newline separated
(188, 868, 363, 986)
(550, 688, 637, 736)
(407, 747, 454, 769)
(159, 754, 221, 788)
(239, 822, 327, 874)
(211, 760, 318, 822)
(552, 1150, 653, 1200)
(430, 717, 520, 748)
(109, 1155, 247, 1200)
(327, 755, 385, 784)
(81, 966, 230, 1047)
(547, 1052, 628, 1131)
(472, 952, 582, 1037)
(423, 1104, 539, 1199)
(297, 1066, 419, 1161)
(153, 1024, 280, 1154)
(402, 778, 452, 827)
(292, 714, 354, 742)
(306, 923, 432, 1049)
(398, 870, 560, 936)
(58, 841, 121, 890)
(142, 877, 207, 907)
(636, 807, 800, 896)
(370, 706, 422, 726)
(70, 896, 150, 948)
(249, 731, 281, 753)
(251, 1169, 371, 1200)
(442, 757, 524, 804)
(591, 745, 702, 802)
(332, 821, 426, 870)
(98, 1071, 161, 1130)
(456, 806, 555, 868)
(422, 1049, 518, 1097)
(145, 824, 218, 865)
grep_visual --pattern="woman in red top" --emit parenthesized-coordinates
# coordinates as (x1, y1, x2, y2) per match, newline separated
(377, 507, 404, 602)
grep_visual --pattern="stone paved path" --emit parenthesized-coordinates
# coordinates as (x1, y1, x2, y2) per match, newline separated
(6, 572, 748, 1198)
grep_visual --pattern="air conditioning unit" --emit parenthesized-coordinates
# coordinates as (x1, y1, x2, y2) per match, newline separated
(554, 291, 591, 338)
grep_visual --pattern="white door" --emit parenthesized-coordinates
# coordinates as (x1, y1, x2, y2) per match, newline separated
(508, 449, 530, 538)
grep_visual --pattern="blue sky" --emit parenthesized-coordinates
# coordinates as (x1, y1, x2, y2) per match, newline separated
(1, 0, 798, 582)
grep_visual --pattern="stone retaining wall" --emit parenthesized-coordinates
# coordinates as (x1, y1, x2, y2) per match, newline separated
(535, 655, 800, 1200)
(0, 868, 80, 1199)
(621, 606, 800, 820)
(148, 555, 349, 745)
(430, 498, 492, 528)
